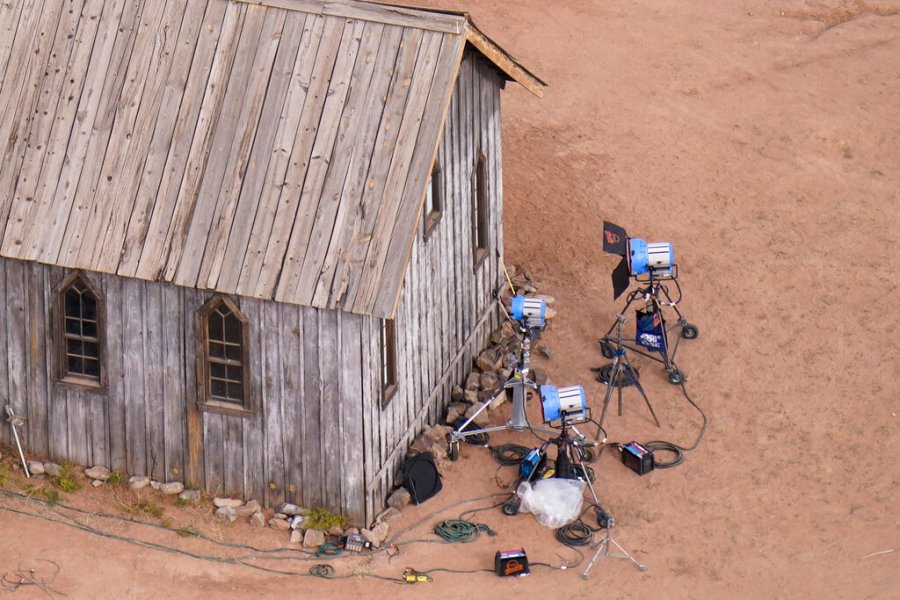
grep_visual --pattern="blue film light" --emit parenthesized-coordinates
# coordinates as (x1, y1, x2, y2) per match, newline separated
(629, 239, 674, 278)
(510, 295, 546, 328)
(629, 238, 649, 275)
(540, 385, 588, 424)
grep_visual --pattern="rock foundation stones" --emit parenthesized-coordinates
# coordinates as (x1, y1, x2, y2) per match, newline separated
(441, 264, 555, 432)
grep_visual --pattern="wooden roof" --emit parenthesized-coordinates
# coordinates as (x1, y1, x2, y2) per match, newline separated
(0, 0, 542, 318)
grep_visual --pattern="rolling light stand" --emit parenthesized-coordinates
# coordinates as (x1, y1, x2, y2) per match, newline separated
(447, 298, 557, 459)
(599, 275, 698, 385)
(599, 220, 698, 385)
(594, 315, 660, 442)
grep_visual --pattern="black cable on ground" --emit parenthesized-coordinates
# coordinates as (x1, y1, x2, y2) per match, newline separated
(489, 444, 529, 466)
(594, 363, 637, 387)
(0, 489, 321, 556)
(420, 567, 494, 576)
(309, 564, 335, 578)
(641, 379, 707, 469)
(385, 493, 509, 546)
(556, 522, 594, 547)
(0, 502, 405, 584)
(458, 497, 512, 522)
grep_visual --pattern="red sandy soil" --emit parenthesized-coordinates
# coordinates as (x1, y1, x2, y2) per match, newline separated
(2, 1, 898, 598)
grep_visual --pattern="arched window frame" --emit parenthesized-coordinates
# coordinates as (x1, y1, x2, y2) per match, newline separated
(54, 271, 105, 389)
(196, 294, 251, 416)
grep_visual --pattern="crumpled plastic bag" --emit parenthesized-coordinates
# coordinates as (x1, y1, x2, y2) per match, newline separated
(516, 478, 585, 529)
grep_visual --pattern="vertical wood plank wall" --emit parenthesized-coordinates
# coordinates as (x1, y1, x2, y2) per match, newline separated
(0, 53, 505, 525)
(361, 52, 504, 522)
(0, 259, 368, 522)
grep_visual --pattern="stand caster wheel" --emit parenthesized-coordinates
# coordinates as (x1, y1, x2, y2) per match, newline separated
(448, 439, 459, 461)
(582, 573, 591, 580)
(638, 564, 648, 572)
(502, 500, 520, 516)
(680, 323, 699, 339)
(599, 340, 614, 359)
(667, 369, 683, 385)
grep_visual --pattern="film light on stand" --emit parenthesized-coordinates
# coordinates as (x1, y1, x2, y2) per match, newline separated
(510, 295, 546, 329)
(540, 385, 589, 425)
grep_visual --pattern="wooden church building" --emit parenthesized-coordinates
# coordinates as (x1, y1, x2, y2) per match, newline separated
(0, 0, 542, 523)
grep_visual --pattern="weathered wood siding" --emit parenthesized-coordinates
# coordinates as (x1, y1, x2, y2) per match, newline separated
(0, 0, 466, 319)
(0, 258, 369, 521)
(361, 51, 504, 521)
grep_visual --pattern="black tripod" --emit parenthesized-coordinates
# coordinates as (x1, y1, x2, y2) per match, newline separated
(502, 415, 601, 515)
(594, 315, 660, 442)
(599, 276, 697, 385)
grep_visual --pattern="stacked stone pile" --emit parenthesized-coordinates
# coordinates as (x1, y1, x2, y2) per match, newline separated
(443, 266, 556, 430)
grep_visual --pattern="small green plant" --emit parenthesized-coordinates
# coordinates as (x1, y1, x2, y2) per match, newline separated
(25, 484, 60, 506)
(160, 517, 174, 529)
(0, 463, 9, 487)
(122, 497, 165, 519)
(176, 526, 200, 538)
(106, 471, 125, 486)
(174, 496, 189, 508)
(305, 507, 349, 531)
(51, 463, 81, 493)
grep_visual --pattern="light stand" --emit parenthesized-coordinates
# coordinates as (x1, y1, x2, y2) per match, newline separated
(448, 321, 557, 460)
(594, 315, 660, 442)
(599, 274, 697, 384)
(502, 407, 602, 516)
(582, 510, 647, 578)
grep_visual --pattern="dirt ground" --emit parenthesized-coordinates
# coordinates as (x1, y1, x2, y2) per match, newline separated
(2, 0, 899, 598)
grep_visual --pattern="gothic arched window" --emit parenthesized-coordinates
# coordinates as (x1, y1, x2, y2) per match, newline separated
(56, 271, 104, 385)
(198, 295, 250, 413)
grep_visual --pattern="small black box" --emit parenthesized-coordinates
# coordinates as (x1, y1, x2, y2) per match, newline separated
(621, 441, 654, 475)
(495, 549, 530, 577)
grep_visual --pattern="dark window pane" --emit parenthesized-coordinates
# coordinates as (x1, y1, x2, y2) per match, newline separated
(226, 365, 243, 383)
(211, 379, 227, 398)
(67, 356, 83, 374)
(208, 312, 223, 341)
(59, 275, 103, 382)
(225, 344, 241, 361)
(223, 314, 241, 344)
(83, 341, 99, 359)
(65, 289, 81, 317)
(81, 294, 97, 320)
(227, 382, 243, 401)
(82, 320, 97, 338)
(84, 358, 100, 377)
(65, 318, 81, 335)
(210, 362, 226, 379)
(209, 342, 226, 359)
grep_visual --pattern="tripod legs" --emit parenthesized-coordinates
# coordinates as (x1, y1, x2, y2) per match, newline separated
(595, 352, 660, 442)
(582, 528, 647, 579)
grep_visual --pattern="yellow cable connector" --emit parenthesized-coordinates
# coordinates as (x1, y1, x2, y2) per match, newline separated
(402, 568, 432, 583)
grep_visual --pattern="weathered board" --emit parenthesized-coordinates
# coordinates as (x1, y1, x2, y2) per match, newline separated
(361, 51, 505, 514)
(0, 10, 518, 524)
(0, 258, 372, 521)
(0, 0, 539, 321)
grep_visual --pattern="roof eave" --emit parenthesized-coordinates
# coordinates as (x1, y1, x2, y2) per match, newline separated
(464, 20, 545, 98)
